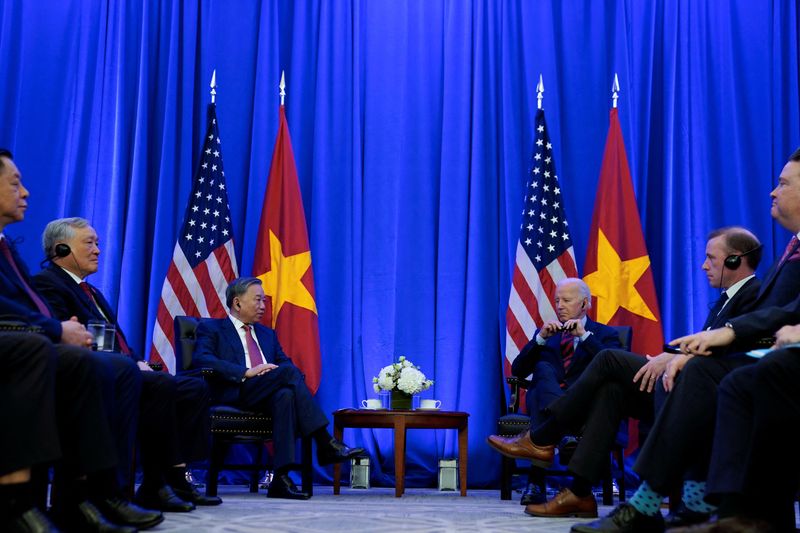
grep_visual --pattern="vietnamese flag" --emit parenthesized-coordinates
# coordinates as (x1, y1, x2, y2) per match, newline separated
(583, 108, 664, 451)
(253, 106, 321, 393)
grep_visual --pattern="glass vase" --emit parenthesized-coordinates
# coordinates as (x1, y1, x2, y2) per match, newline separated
(390, 390, 414, 410)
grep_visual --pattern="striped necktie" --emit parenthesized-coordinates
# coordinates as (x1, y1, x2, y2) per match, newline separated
(561, 331, 575, 371)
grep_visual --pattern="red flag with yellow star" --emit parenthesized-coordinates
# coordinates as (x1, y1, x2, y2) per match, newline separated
(252, 106, 321, 393)
(583, 108, 664, 358)
(584, 108, 664, 453)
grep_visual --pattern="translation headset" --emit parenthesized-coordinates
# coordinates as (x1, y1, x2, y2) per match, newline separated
(39, 243, 71, 268)
(723, 244, 763, 271)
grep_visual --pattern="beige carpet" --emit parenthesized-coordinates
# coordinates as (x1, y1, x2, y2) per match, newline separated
(148, 485, 619, 532)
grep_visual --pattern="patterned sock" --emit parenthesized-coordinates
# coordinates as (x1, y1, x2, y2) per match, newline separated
(682, 480, 716, 513)
(628, 481, 664, 516)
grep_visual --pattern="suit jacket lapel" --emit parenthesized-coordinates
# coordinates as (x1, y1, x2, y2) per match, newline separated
(48, 265, 100, 320)
(220, 318, 247, 366)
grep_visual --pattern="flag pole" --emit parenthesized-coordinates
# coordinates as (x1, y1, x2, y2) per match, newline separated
(210, 69, 217, 104)
(536, 74, 544, 110)
(611, 73, 619, 109)
(280, 70, 286, 106)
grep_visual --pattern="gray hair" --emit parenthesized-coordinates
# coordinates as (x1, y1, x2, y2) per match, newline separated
(42, 217, 91, 257)
(557, 277, 591, 300)
(225, 277, 263, 308)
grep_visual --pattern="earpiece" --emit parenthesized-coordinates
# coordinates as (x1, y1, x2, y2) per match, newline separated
(723, 244, 763, 271)
(581, 301, 586, 309)
(54, 243, 71, 257)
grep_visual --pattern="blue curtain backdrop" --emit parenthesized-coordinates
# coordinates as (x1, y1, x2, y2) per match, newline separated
(0, 0, 798, 488)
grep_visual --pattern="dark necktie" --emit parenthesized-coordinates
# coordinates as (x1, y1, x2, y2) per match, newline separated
(0, 238, 52, 317)
(560, 331, 575, 371)
(779, 236, 800, 267)
(702, 291, 729, 330)
(79, 281, 131, 355)
(243, 325, 264, 368)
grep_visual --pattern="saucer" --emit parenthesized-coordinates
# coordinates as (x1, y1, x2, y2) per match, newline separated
(417, 407, 441, 411)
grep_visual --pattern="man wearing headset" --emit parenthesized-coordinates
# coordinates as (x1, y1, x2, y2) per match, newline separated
(509, 278, 623, 508)
(489, 227, 765, 523)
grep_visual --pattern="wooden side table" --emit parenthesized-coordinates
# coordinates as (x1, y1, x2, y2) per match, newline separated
(332, 408, 469, 497)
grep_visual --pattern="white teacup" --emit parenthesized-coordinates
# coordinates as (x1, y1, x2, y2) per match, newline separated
(361, 399, 382, 409)
(420, 399, 441, 410)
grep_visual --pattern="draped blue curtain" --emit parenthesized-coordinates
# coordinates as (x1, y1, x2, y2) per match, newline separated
(0, 0, 797, 487)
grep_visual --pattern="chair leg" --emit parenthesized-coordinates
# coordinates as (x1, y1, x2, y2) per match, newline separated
(206, 437, 227, 498)
(615, 447, 626, 502)
(250, 445, 264, 493)
(301, 436, 313, 497)
(500, 456, 513, 500)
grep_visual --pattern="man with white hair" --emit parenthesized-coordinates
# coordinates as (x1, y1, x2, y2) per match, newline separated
(507, 278, 623, 508)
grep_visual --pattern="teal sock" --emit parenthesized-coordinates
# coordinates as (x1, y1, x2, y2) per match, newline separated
(629, 481, 664, 516)
(682, 480, 716, 514)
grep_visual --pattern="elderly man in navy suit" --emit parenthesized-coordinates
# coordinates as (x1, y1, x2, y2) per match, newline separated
(193, 277, 364, 500)
(507, 278, 623, 507)
(32, 217, 220, 511)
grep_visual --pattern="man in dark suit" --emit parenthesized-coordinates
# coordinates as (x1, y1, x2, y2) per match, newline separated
(0, 149, 162, 531)
(573, 151, 800, 533)
(489, 227, 763, 522)
(509, 278, 623, 506)
(32, 217, 220, 511)
(0, 332, 116, 533)
(665, 325, 800, 532)
(193, 277, 364, 500)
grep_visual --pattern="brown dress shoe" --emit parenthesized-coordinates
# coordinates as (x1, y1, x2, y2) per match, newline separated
(524, 488, 598, 518)
(486, 432, 555, 467)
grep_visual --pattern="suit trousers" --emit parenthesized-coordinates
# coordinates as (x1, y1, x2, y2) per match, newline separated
(634, 353, 754, 494)
(6, 339, 118, 511)
(525, 361, 567, 427)
(0, 333, 60, 476)
(236, 364, 328, 469)
(706, 348, 800, 531)
(546, 349, 653, 483)
(86, 352, 142, 489)
(138, 372, 211, 474)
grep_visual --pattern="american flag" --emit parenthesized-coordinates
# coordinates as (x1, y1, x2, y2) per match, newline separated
(504, 109, 578, 369)
(149, 103, 239, 373)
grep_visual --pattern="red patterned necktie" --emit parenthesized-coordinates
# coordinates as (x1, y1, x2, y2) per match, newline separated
(243, 325, 264, 368)
(779, 236, 800, 266)
(0, 238, 52, 317)
(79, 282, 131, 355)
(561, 331, 575, 371)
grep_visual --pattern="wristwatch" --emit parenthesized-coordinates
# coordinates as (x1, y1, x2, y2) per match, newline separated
(724, 321, 736, 338)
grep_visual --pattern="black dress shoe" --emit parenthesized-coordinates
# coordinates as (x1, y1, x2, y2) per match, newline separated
(267, 474, 311, 500)
(56, 501, 137, 533)
(520, 483, 546, 506)
(570, 502, 665, 533)
(664, 503, 711, 528)
(95, 496, 164, 529)
(7, 507, 59, 533)
(317, 438, 366, 466)
(172, 484, 223, 506)
(134, 484, 195, 513)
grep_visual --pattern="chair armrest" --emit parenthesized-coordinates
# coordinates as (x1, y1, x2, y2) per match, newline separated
(178, 367, 218, 381)
(0, 317, 44, 335)
(505, 376, 533, 414)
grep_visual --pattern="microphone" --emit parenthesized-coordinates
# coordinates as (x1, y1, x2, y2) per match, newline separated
(40, 243, 71, 268)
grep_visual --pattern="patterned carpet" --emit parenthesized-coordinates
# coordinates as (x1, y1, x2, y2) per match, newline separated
(148, 486, 611, 532)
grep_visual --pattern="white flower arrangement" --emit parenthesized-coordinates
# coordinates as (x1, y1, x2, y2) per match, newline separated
(372, 356, 434, 395)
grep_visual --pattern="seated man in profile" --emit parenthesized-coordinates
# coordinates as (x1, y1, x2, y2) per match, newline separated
(193, 277, 364, 500)
(33, 217, 219, 511)
(509, 278, 623, 506)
